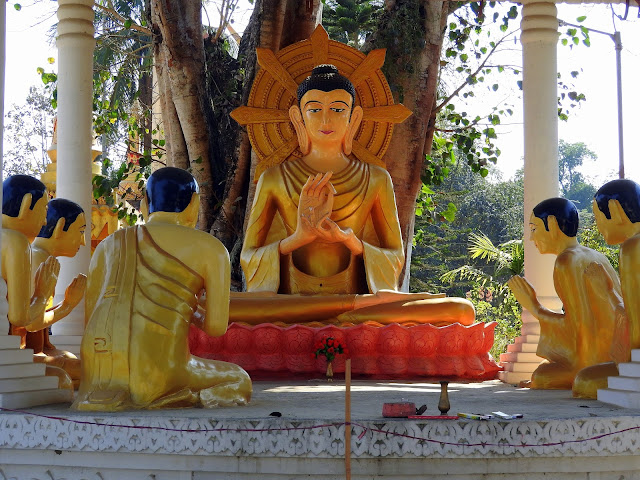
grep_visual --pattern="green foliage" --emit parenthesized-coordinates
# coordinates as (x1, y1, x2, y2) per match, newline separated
(470, 287, 522, 360)
(411, 160, 524, 356)
(440, 232, 524, 359)
(322, 0, 382, 49)
(558, 140, 596, 194)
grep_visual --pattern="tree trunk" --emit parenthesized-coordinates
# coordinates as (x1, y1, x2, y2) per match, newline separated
(208, 0, 323, 288)
(151, 0, 214, 230)
(365, 0, 450, 289)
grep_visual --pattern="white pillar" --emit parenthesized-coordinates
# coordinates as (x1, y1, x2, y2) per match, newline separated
(52, 0, 95, 353)
(0, 2, 71, 407)
(500, 0, 562, 384)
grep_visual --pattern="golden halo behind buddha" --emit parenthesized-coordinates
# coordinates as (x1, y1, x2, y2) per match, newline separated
(230, 25, 412, 181)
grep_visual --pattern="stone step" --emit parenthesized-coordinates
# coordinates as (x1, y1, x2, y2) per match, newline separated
(507, 342, 537, 353)
(0, 375, 59, 393)
(597, 388, 640, 409)
(514, 335, 540, 345)
(500, 361, 540, 373)
(631, 350, 640, 362)
(0, 349, 34, 365)
(500, 351, 541, 363)
(617, 362, 640, 377)
(0, 388, 72, 409)
(0, 335, 21, 350)
(0, 362, 46, 379)
(608, 375, 640, 391)
(521, 322, 541, 336)
(498, 370, 532, 385)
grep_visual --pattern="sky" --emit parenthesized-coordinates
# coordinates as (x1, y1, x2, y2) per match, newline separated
(3, 1, 639, 187)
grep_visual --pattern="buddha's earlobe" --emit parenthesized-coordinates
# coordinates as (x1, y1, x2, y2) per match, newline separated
(343, 105, 363, 156)
(289, 105, 310, 155)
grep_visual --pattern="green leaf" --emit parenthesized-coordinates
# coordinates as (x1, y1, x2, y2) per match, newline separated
(13, 4, 21, 11)
(576, 15, 587, 22)
(124, 19, 132, 29)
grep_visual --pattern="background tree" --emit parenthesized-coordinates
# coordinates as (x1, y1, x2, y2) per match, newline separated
(558, 139, 597, 209)
(322, 0, 382, 49)
(3, 85, 55, 177)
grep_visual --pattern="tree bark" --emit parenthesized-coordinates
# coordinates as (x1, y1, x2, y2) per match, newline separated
(209, 0, 323, 288)
(365, 0, 450, 289)
(151, 0, 214, 230)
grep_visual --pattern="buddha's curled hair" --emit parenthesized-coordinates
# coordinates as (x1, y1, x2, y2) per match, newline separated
(296, 64, 356, 104)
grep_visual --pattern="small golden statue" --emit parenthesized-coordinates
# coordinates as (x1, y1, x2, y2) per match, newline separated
(17, 198, 87, 388)
(2, 175, 73, 391)
(508, 198, 621, 398)
(228, 26, 476, 327)
(72, 168, 251, 411)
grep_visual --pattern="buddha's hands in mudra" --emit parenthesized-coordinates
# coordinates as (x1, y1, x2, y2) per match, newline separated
(280, 172, 363, 255)
(299, 172, 334, 232)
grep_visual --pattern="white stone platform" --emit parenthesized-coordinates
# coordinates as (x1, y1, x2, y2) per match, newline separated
(1, 380, 640, 479)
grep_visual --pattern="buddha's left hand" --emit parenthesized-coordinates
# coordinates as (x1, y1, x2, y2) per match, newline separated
(316, 218, 364, 255)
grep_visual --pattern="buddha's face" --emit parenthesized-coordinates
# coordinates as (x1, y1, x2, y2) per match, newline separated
(55, 213, 87, 257)
(529, 213, 554, 255)
(21, 194, 49, 240)
(299, 89, 353, 147)
(593, 199, 626, 245)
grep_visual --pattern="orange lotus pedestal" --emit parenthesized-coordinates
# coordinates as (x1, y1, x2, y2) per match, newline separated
(189, 322, 501, 380)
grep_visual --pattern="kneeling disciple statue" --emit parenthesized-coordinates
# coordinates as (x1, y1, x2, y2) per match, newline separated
(592, 179, 640, 356)
(73, 168, 252, 411)
(230, 64, 475, 326)
(508, 198, 622, 398)
(12, 198, 87, 388)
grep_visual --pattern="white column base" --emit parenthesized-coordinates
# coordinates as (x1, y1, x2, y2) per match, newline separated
(598, 349, 640, 408)
(0, 280, 73, 407)
(499, 309, 544, 384)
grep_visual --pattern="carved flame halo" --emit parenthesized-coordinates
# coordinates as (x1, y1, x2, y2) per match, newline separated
(230, 25, 412, 182)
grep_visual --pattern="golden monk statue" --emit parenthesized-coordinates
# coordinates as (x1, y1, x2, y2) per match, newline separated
(73, 167, 251, 411)
(17, 198, 87, 387)
(592, 179, 640, 355)
(508, 198, 621, 398)
(230, 65, 474, 326)
(2, 175, 73, 391)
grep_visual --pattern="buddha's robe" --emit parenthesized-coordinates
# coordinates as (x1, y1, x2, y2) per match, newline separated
(73, 225, 250, 411)
(534, 245, 621, 394)
(241, 157, 404, 295)
(236, 157, 475, 326)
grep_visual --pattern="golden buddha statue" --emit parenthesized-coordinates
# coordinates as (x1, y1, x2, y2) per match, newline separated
(17, 198, 87, 387)
(508, 198, 621, 398)
(73, 167, 251, 411)
(229, 65, 474, 326)
(2, 175, 73, 391)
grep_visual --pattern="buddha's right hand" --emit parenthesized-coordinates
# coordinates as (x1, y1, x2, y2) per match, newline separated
(281, 173, 335, 254)
(33, 256, 60, 301)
